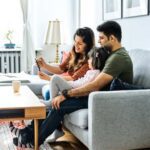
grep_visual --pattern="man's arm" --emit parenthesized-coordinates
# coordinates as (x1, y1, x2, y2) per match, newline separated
(52, 72, 113, 109)
(68, 72, 113, 97)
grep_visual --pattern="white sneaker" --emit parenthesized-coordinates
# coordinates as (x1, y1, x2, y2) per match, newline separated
(39, 142, 53, 150)
(46, 129, 65, 143)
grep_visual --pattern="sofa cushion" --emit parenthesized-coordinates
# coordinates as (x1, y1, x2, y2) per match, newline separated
(129, 49, 150, 88)
(65, 109, 88, 129)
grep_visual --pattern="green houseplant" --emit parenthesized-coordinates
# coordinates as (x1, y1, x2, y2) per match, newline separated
(4, 30, 15, 49)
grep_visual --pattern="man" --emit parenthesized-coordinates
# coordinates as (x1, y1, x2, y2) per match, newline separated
(12, 21, 133, 148)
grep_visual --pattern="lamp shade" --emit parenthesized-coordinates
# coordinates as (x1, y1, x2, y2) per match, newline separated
(44, 19, 61, 45)
(44, 21, 51, 45)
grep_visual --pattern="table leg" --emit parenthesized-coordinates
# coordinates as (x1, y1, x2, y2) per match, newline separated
(34, 119, 38, 150)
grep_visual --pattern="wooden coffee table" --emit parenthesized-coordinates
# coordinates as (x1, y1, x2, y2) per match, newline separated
(0, 86, 46, 150)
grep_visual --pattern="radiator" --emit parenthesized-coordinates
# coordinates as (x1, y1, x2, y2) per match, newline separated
(0, 51, 21, 73)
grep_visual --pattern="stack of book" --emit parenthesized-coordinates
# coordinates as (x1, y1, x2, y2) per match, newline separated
(0, 72, 30, 83)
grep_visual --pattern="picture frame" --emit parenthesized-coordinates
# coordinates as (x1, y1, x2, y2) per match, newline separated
(123, 0, 149, 18)
(103, 0, 122, 20)
(149, 0, 150, 14)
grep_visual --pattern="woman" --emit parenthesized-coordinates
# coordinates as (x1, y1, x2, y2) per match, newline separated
(38, 27, 95, 81)
(37, 27, 95, 100)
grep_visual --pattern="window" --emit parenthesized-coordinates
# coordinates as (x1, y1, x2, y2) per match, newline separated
(0, 0, 23, 48)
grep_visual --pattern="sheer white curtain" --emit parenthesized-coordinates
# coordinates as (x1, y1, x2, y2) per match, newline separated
(20, 0, 35, 72)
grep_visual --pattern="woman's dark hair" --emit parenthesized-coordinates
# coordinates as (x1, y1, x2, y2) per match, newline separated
(97, 21, 122, 42)
(68, 27, 95, 72)
(88, 47, 110, 70)
(73, 27, 95, 53)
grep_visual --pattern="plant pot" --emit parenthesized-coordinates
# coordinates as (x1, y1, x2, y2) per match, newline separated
(4, 43, 16, 49)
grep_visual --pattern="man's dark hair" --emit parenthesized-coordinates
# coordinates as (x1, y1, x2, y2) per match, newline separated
(97, 21, 122, 42)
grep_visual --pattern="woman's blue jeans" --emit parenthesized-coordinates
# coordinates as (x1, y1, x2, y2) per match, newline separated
(28, 96, 88, 146)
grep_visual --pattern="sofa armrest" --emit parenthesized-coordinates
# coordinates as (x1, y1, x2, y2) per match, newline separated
(31, 63, 54, 75)
(31, 64, 38, 75)
(88, 89, 150, 150)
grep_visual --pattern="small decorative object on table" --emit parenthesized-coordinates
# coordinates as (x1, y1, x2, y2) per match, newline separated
(4, 30, 15, 49)
(12, 80, 21, 93)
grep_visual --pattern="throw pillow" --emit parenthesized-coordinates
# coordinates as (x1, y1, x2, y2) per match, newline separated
(110, 78, 144, 91)
(42, 84, 50, 100)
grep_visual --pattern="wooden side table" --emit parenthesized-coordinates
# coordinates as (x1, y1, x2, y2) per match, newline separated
(0, 86, 46, 150)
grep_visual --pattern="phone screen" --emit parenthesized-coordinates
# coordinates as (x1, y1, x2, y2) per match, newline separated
(35, 58, 40, 71)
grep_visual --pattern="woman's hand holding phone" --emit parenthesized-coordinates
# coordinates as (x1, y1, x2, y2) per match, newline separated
(36, 57, 47, 69)
(35, 58, 40, 71)
(38, 71, 51, 81)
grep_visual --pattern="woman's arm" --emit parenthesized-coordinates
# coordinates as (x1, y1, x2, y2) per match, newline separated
(44, 63, 64, 74)
(38, 71, 52, 81)
(37, 57, 64, 74)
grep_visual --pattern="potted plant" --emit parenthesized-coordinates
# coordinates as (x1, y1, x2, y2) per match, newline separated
(4, 30, 15, 49)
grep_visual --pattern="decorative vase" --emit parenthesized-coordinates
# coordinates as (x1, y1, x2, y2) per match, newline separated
(4, 43, 16, 49)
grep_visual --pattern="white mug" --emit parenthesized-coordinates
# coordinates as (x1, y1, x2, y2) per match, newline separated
(12, 80, 21, 93)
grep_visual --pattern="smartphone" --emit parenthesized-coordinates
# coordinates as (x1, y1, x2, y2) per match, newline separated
(35, 58, 40, 71)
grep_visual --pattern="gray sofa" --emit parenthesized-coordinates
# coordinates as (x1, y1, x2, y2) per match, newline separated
(32, 49, 150, 150)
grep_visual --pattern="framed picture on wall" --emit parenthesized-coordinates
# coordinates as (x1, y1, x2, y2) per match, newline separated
(149, 0, 150, 14)
(103, 0, 122, 20)
(123, 0, 148, 18)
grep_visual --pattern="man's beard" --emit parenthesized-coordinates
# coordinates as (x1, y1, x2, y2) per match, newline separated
(103, 44, 112, 53)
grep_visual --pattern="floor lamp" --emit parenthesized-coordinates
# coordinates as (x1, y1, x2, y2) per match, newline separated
(45, 19, 61, 63)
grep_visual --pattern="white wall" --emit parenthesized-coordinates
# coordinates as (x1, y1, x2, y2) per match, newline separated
(117, 16, 150, 50)
(79, 0, 150, 50)
(30, 0, 78, 62)
(79, 0, 103, 46)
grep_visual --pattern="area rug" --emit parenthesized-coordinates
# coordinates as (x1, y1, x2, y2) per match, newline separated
(0, 121, 53, 150)
(0, 121, 30, 150)
(0, 121, 16, 150)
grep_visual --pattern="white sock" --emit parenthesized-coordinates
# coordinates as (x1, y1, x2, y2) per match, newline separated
(46, 129, 65, 143)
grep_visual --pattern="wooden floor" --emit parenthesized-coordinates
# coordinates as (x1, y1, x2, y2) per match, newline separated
(49, 128, 88, 150)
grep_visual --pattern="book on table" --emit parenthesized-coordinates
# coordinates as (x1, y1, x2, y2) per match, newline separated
(0, 72, 30, 83)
